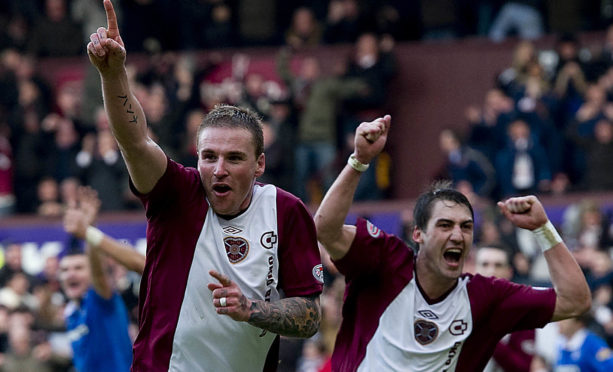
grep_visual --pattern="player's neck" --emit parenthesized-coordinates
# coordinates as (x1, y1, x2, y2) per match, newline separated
(415, 259, 457, 301)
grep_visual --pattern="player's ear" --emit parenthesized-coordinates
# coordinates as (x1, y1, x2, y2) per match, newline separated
(255, 153, 265, 178)
(412, 227, 423, 244)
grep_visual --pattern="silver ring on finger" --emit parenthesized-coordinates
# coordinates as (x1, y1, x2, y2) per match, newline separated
(220, 297, 227, 307)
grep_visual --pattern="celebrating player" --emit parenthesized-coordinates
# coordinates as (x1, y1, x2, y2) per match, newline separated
(86, 1, 323, 370)
(314, 115, 591, 371)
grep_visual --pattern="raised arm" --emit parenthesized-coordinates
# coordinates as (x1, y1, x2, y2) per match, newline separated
(63, 188, 111, 299)
(87, 0, 166, 194)
(314, 115, 391, 260)
(90, 235, 145, 275)
(207, 271, 320, 337)
(497, 196, 591, 321)
(64, 188, 145, 276)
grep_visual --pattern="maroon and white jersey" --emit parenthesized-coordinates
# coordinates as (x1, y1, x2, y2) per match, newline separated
(130, 158, 323, 372)
(331, 218, 556, 372)
(484, 330, 536, 372)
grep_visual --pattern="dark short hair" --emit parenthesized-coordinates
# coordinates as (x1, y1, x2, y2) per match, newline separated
(477, 243, 512, 266)
(58, 245, 85, 262)
(413, 180, 474, 231)
(197, 104, 264, 157)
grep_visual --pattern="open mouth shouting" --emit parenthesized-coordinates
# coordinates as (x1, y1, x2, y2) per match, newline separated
(443, 248, 463, 268)
(212, 183, 232, 196)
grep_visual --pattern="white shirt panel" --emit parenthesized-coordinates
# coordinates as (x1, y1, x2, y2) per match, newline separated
(169, 184, 280, 371)
(358, 276, 473, 372)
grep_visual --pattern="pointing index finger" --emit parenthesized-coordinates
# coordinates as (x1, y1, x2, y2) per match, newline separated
(104, 0, 120, 38)
(209, 270, 232, 286)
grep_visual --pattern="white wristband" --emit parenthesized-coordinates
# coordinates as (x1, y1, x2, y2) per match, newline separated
(532, 220, 562, 252)
(86, 226, 104, 247)
(348, 154, 369, 172)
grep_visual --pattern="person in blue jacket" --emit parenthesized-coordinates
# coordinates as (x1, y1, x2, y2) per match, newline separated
(555, 313, 613, 372)
(60, 187, 132, 372)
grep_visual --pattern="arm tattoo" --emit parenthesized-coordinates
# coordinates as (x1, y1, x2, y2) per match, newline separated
(248, 296, 320, 338)
(117, 94, 138, 124)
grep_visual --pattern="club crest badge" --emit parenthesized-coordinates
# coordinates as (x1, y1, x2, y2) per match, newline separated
(414, 319, 438, 345)
(224, 237, 249, 264)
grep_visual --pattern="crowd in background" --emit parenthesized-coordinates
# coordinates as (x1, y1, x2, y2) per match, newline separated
(432, 25, 613, 370)
(2, 0, 613, 371)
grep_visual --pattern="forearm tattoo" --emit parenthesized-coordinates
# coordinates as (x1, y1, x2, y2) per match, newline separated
(117, 94, 138, 124)
(248, 296, 320, 338)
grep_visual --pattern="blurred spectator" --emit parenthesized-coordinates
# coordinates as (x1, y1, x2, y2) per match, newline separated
(76, 130, 129, 211)
(0, 130, 14, 217)
(593, 24, 613, 72)
(59, 177, 80, 207)
(552, 33, 589, 124)
(555, 314, 613, 370)
(54, 81, 85, 134)
(438, 128, 496, 199)
(495, 119, 551, 197)
(276, 48, 366, 202)
(564, 83, 608, 185)
(0, 10, 30, 52)
(0, 273, 37, 311)
(0, 49, 20, 114)
(257, 99, 296, 191)
(476, 244, 537, 372)
(2, 324, 51, 372)
(285, 7, 322, 49)
(3, 51, 52, 120)
(488, 1, 544, 42)
(60, 187, 133, 371)
(178, 0, 236, 49)
(373, 4, 403, 40)
(10, 78, 52, 213)
(177, 108, 205, 169)
(0, 243, 35, 289)
(296, 338, 328, 372)
(323, 0, 362, 44)
(0, 305, 8, 354)
(466, 89, 516, 161)
(44, 115, 81, 183)
(36, 177, 62, 218)
(497, 41, 538, 97)
(563, 199, 613, 252)
(237, 73, 272, 118)
(28, 0, 82, 57)
(140, 82, 179, 155)
(509, 59, 565, 179)
(567, 118, 613, 191)
(341, 33, 396, 131)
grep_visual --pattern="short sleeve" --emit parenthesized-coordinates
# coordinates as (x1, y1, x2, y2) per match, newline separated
(333, 218, 414, 281)
(130, 157, 202, 218)
(276, 189, 323, 297)
(469, 275, 556, 333)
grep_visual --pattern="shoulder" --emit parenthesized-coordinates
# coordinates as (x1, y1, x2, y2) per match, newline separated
(274, 186, 309, 213)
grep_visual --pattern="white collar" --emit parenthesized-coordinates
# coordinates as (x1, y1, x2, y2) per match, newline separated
(560, 329, 588, 351)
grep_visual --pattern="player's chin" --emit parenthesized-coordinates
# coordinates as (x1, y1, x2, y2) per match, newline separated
(442, 263, 464, 277)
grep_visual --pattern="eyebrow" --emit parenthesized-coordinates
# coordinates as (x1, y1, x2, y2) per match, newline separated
(436, 218, 474, 225)
(200, 149, 247, 157)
